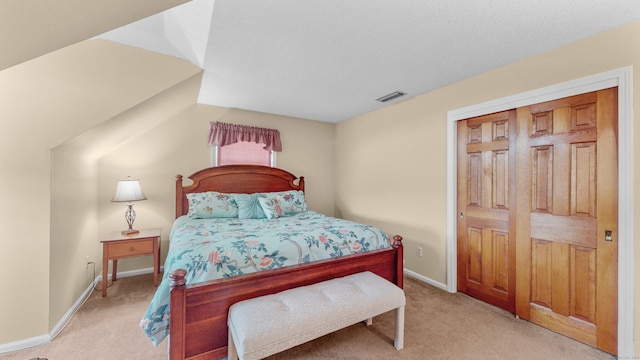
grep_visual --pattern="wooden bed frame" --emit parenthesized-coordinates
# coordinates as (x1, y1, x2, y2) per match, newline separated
(168, 165, 404, 360)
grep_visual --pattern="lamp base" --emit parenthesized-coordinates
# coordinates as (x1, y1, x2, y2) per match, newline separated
(121, 229, 140, 236)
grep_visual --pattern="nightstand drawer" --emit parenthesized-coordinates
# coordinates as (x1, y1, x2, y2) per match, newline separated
(108, 240, 154, 258)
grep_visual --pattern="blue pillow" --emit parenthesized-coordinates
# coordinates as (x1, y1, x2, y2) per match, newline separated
(235, 193, 266, 219)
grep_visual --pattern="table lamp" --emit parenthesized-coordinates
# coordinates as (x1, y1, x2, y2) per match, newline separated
(112, 176, 147, 235)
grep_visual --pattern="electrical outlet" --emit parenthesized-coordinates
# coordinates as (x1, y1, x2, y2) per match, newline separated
(416, 246, 423, 257)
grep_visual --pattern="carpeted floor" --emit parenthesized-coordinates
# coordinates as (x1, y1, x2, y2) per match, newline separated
(0, 274, 615, 360)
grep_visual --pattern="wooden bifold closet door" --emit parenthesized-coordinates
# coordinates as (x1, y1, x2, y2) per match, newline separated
(457, 88, 618, 355)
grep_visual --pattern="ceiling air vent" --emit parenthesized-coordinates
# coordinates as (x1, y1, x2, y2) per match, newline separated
(376, 91, 406, 103)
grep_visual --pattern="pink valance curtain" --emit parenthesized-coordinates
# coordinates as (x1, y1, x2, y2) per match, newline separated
(208, 122, 282, 151)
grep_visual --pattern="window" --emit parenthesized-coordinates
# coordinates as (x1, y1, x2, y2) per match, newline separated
(212, 141, 276, 167)
(209, 122, 281, 167)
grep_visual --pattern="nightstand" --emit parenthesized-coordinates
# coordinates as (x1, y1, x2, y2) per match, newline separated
(100, 228, 162, 297)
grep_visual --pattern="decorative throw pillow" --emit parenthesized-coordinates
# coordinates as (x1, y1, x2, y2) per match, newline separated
(257, 190, 308, 219)
(186, 192, 238, 219)
(273, 190, 308, 215)
(258, 196, 284, 219)
(235, 193, 267, 219)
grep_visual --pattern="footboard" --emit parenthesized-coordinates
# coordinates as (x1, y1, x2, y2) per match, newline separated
(169, 236, 403, 360)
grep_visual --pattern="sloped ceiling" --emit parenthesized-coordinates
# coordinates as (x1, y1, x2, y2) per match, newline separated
(0, 0, 189, 71)
(5, 1, 640, 123)
(0, 38, 202, 153)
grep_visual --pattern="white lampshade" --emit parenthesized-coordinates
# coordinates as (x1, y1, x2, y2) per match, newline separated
(112, 177, 147, 203)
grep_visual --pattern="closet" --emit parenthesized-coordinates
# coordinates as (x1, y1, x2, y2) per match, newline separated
(457, 88, 618, 355)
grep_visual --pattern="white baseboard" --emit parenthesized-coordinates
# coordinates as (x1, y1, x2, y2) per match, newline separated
(404, 268, 448, 291)
(48, 274, 98, 341)
(0, 266, 161, 355)
(0, 334, 50, 355)
(105, 266, 163, 281)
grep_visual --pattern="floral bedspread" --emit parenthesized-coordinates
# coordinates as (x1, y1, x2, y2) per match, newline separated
(140, 211, 389, 346)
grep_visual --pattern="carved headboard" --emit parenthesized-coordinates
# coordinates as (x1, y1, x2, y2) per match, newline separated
(175, 165, 305, 218)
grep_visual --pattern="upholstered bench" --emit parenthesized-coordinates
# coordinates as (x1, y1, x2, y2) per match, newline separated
(227, 271, 405, 360)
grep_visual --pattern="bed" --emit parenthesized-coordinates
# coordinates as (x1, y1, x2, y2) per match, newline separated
(141, 165, 404, 360)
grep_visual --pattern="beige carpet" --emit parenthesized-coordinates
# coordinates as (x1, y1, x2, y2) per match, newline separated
(0, 274, 614, 360)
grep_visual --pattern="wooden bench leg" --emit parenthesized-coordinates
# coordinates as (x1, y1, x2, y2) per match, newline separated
(228, 328, 238, 360)
(394, 306, 405, 350)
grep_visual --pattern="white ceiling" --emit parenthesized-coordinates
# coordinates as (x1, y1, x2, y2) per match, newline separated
(97, 0, 640, 122)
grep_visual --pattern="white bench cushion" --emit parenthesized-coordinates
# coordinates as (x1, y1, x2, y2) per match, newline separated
(228, 271, 405, 360)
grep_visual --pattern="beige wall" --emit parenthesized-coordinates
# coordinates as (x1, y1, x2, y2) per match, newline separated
(335, 20, 640, 355)
(97, 104, 335, 273)
(48, 70, 202, 330)
(0, 39, 201, 345)
(50, 147, 99, 328)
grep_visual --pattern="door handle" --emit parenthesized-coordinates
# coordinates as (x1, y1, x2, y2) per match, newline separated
(604, 230, 613, 242)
